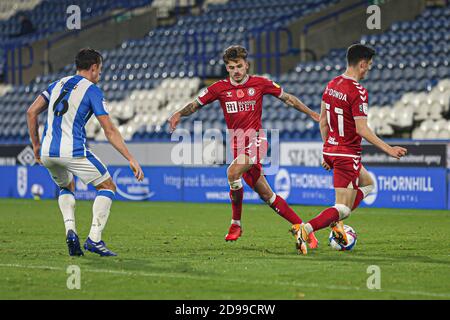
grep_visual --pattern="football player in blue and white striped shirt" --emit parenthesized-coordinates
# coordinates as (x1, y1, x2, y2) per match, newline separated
(27, 48, 144, 257)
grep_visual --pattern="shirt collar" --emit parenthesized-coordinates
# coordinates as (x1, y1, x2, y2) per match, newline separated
(341, 73, 358, 82)
(229, 74, 250, 86)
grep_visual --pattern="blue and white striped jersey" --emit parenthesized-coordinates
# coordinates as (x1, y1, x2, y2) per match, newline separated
(40, 75, 109, 158)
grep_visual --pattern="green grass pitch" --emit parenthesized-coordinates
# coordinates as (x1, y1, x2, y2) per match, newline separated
(0, 199, 449, 300)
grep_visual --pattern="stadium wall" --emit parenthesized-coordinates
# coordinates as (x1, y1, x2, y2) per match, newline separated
(84, 141, 448, 168)
(0, 164, 448, 210)
(1, 142, 448, 209)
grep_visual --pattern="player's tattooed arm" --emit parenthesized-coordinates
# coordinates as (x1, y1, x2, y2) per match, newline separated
(168, 100, 201, 132)
(26, 95, 49, 164)
(279, 92, 320, 122)
(178, 100, 201, 117)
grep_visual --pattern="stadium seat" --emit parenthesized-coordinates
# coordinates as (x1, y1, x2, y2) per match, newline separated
(0, 1, 449, 142)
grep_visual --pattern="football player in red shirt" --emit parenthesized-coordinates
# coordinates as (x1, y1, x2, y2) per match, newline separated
(291, 44, 407, 254)
(169, 45, 320, 250)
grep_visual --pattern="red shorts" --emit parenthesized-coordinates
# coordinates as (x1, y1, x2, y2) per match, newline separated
(233, 137, 268, 189)
(233, 136, 268, 164)
(323, 154, 361, 189)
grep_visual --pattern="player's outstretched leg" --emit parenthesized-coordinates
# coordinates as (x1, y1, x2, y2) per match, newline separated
(84, 178, 117, 256)
(58, 180, 83, 257)
(250, 173, 319, 250)
(290, 205, 346, 255)
(291, 189, 357, 255)
(302, 188, 356, 251)
(305, 204, 351, 247)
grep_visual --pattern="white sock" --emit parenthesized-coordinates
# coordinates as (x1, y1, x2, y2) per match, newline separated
(360, 184, 374, 198)
(304, 223, 313, 235)
(58, 190, 76, 235)
(231, 219, 241, 226)
(89, 190, 114, 242)
(268, 193, 277, 205)
(228, 179, 243, 190)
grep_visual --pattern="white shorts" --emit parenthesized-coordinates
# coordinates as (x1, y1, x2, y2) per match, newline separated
(41, 152, 110, 188)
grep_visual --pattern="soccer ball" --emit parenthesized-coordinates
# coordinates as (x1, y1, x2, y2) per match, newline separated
(31, 184, 44, 200)
(328, 225, 357, 251)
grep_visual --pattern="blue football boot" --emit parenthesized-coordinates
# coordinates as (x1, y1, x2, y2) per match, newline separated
(66, 230, 84, 256)
(83, 237, 117, 257)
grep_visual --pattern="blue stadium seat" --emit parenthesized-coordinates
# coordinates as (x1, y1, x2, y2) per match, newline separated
(1, 1, 449, 143)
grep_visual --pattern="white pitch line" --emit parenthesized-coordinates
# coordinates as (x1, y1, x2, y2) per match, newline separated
(0, 263, 449, 298)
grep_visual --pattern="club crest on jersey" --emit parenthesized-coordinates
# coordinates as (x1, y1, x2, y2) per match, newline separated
(199, 88, 208, 98)
(236, 89, 245, 99)
(247, 88, 255, 96)
(359, 103, 369, 115)
(102, 99, 110, 113)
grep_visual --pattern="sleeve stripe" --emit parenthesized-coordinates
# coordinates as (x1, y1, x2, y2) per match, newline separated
(196, 97, 205, 106)
(277, 88, 284, 98)
(41, 91, 49, 102)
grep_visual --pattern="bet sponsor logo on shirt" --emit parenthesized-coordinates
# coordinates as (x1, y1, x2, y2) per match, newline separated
(225, 100, 257, 114)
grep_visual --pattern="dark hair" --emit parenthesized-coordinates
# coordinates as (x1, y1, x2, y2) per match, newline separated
(223, 45, 248, 64)
(75, 48, 103, 70)
(346, 44, 376, 66)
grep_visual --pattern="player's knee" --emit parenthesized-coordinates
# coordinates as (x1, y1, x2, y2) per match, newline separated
(96, 178, 116, 193)
(109, 183, 117, 193)
(227, 166, 241, 182)
(61, 178, 75, 192)
(334, 203, 351, 220)
(107, 181, 117, 193)
(68, 179, 75, 192)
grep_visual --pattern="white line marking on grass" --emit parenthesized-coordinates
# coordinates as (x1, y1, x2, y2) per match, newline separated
(1, 263, 449, 298)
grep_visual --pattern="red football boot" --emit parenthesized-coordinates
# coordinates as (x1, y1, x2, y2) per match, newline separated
(225, 224, 242, 241)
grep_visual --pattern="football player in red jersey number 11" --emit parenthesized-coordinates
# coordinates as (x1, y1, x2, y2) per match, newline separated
(291, 44, 408, 255)
(168, 45, 320, 252)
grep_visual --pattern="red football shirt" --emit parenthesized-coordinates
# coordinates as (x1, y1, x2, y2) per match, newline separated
(322, 74, 369, 156)
(196, 75, 283, 150)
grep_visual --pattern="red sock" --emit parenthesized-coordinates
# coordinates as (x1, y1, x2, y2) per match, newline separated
(270, 195, 302, 224)
(352, 189, 364, 210)
(229, 188, 244, 221)
(308, 207, 340, 231)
